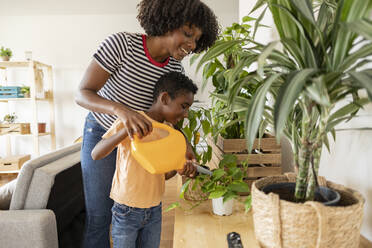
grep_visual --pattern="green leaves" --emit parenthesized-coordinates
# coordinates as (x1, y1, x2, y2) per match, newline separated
(196, 40, 246, 73)
(227, 181, 250, 193)
(345, 19, 372, 41)
(245, 74, 281, 151)
(274, 69, 317, 139)
(349, 71, 372, 100)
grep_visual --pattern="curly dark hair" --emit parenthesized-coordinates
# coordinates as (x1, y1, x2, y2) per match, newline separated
(137, 0, 219, 53)
(153, 72, 198, 102)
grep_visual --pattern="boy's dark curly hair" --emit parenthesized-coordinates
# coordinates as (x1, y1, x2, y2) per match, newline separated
(153, 72, 198, 102)
(137, 0, 219, 53)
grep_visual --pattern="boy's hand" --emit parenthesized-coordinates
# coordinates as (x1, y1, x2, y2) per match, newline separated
(177, 160, 197, 178)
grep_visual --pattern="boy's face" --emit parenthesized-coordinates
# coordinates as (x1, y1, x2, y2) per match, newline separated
(163, 92, 194, 125)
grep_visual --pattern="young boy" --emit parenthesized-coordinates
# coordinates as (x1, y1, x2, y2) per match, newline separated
(91, 71, 198, 248)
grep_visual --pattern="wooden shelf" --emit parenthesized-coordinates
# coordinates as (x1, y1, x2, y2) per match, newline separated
(1, 132, 51, 137)
(0, 170, 20, 174)
(0, 60, 52, 69)
(0, 97, 49, 102)
(0, 61, 56, 157)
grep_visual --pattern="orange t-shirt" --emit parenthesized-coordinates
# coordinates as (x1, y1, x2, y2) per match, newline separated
(103, 112, 167, 208)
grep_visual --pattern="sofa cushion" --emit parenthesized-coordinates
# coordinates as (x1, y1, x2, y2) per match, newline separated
(0, 179, 17, 210)
(10, 143, 81, 210)
(23, 151, 81, 209)
(46, 161, 85, 247)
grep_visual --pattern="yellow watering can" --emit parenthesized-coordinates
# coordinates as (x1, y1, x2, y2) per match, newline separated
(131, 121, 186, 174)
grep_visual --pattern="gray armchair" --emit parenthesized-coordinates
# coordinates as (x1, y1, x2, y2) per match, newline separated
(0, 143, 85, 248)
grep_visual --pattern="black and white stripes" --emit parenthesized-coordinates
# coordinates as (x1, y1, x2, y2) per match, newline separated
(92, 32, 184, 130)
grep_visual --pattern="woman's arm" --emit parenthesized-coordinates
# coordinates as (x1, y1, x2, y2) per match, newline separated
(91, 128, 128, 160)
(75, 60, 153, 139)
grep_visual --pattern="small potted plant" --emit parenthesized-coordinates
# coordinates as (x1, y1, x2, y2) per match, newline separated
(20, 86, 30, 98)
(166, 154, 251, 216)
(0, 47, 13, 61)
(176, 107, 213, 201)
(3, 113, 17, 124)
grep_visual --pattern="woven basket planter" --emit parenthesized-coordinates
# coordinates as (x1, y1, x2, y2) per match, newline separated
(182, 176, 209, 201)
(252, 174, 365, 248)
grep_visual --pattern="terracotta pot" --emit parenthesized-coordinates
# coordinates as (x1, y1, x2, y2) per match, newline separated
(1, 56, 10, 61)
(38, 123, 46, 133)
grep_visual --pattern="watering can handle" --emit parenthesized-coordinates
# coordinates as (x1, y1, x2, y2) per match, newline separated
(133, 121, 174, 143)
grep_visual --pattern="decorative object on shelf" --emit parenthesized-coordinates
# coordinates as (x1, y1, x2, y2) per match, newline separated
(0, 47, 12, 61)
(2, 113, 17, 124)
(0, 123, 31, 135)
(0, 154, 31, 172)
(20, 86, 30, 98)
(24, 51, 32, 61)
(0, 86, 24, 98)
(37, 122, 46, 133)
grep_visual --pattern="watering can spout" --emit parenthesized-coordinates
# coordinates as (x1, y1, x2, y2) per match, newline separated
(131, 121, 187, 174)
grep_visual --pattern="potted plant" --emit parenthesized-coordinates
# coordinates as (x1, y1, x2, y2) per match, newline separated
(20, 86, 30, 98)
(166, 154, 251, 216)
(176, 107, 213, 201)
(0, 47, 13, 61)
(195, 0, 371, 246)
(193, 15, 283, 185)
(191, 15, 256, 140)
(3, 113, 17, 124)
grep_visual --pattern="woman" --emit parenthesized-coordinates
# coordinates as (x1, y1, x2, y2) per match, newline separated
(75, 0, 219, 247)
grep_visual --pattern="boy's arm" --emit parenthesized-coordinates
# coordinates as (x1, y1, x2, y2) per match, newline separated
(91, 128, 128, 160)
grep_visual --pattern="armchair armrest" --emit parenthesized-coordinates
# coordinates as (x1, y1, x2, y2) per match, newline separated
(0, 209, 58, 248)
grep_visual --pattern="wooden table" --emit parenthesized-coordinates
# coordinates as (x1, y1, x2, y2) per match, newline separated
(173, 177, 259, 248)
(173, 178, 372, 248)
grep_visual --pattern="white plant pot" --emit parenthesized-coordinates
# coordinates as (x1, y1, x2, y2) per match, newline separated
(212, 197, 234, 216)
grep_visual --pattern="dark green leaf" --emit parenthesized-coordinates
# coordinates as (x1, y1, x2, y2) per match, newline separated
(274, 69, 317, 139)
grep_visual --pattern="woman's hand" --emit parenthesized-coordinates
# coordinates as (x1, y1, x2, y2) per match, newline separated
(114, 106, 153, 140)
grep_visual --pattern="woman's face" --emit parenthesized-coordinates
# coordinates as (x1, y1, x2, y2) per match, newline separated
(167, 25, 202, 61)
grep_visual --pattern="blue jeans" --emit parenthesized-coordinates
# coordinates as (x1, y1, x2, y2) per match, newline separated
(111, 202, 162, 248)
(81, 112, 117, 248)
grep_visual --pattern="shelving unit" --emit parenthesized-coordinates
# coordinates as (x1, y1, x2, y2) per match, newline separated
(0, 60, 56, 173)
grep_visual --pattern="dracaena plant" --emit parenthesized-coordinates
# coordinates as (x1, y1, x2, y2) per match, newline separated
(196, 0, 372, 202)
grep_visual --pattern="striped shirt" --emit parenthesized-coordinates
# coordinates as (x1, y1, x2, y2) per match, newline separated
(92, 32, 184, 130)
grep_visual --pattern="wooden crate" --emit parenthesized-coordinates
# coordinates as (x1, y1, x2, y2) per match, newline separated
(0, 154, 31, 172)
(207, 135, 282, 185)
(0, 123, 31, 135)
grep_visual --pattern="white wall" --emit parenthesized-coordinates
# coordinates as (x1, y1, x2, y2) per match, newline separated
(239, 0, 372, 241)
(0, 0, 239, 156)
